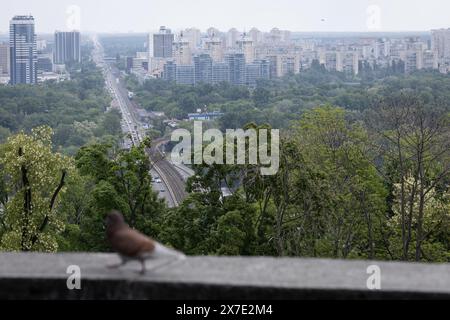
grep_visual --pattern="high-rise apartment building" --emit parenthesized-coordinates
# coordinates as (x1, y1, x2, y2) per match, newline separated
(205, 37, 224, 62)
(226, 53, 246, 85)
(212, 63, 230, 83)
(248, 28, 263, 44)
(174, 34, 192, 65)
(9, 15, 37, 84)
(54, 31, 81, 64)
(163, 61, 177, 81)
(176, 65, 195, 85)
(227, 28, 239, 48)
(184, 28, 201, 50)
(246, 59, 270, 87)
(422, 50, 438, 70)
(267, 28, 283, 44)
(194, 54, 213, 84)
(322, 51, 338, 72)
(431, 28, 450, 59)
(336, 51, 359, 75)
(266, 55, 282, 78)
(284, 55, 299, 75)
(237, 34, 255, 63)
(207, 27, 220, 38)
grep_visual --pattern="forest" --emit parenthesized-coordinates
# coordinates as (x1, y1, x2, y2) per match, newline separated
(0, 49, 122, 155)
(0, 59, 448, 262)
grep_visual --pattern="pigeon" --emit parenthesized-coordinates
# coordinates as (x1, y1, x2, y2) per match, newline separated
(106, 211, 186, 274)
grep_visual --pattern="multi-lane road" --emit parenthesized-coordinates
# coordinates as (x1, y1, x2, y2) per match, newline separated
(92, 36, 189, 208)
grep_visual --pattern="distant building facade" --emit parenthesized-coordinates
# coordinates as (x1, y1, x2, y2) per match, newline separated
(0, 43, 10, 75)
(176, 65, 195, 85)
(174, 35, 192, 65)
(153, 26, 174, 58)
(54, 31, 81, 64)
(194, 54, 213, 83)
(37, 53, 53, 72)
(212, 63, 230, 83)
(226, 53, 246, 85)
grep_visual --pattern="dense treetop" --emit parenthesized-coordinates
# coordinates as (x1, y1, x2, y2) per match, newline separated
(0, 50, 122, 155)
(0, 52, 448, 261)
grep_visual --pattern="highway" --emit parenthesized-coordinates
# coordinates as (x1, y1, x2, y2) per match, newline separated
(91, 36, 189, 208)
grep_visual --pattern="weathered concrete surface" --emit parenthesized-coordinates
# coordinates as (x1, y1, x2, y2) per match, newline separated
(0, 253, 449, 300)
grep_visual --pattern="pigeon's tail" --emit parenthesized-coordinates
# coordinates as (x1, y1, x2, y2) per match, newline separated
(153, 243, 186, 260)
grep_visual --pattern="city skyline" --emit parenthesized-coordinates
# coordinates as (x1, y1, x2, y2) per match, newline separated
(0, 0, 450, 34)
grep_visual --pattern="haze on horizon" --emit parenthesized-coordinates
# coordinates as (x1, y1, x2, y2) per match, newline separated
(0, 0, 449, 34)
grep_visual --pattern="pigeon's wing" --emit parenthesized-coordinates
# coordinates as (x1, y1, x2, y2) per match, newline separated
(110, 228, 156, 258)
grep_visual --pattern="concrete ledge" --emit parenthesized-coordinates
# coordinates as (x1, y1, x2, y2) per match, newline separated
(0, 253, 449, 300)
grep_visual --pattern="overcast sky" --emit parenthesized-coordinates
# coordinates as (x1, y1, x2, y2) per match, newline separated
(1, 0, 449, 34)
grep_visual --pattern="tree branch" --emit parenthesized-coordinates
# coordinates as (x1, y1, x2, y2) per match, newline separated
(30, 170, 67, 246)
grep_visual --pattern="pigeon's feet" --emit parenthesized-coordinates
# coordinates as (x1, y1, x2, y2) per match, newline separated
(138, 261, 147, 275)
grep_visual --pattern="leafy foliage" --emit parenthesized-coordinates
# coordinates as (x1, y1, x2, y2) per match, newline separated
(0, 127, 72, 252)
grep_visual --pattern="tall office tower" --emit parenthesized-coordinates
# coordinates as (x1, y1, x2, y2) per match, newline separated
(0, 43, 10, 75)
(153, 26, 174, 58)
(237, 34, 255, 63)
(194, 54, 213, 84)
(9, 15, 37, 85)
(227, 28, 239, 48)
(54, 31, 81, 64)
(205, 37, 223, 62)
(226, 53, 246, 86)
(174, 33, 192, 65)
(248, 27, 263, 44)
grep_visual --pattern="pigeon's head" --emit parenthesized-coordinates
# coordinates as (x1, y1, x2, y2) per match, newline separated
(106, 211, 126, 231)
